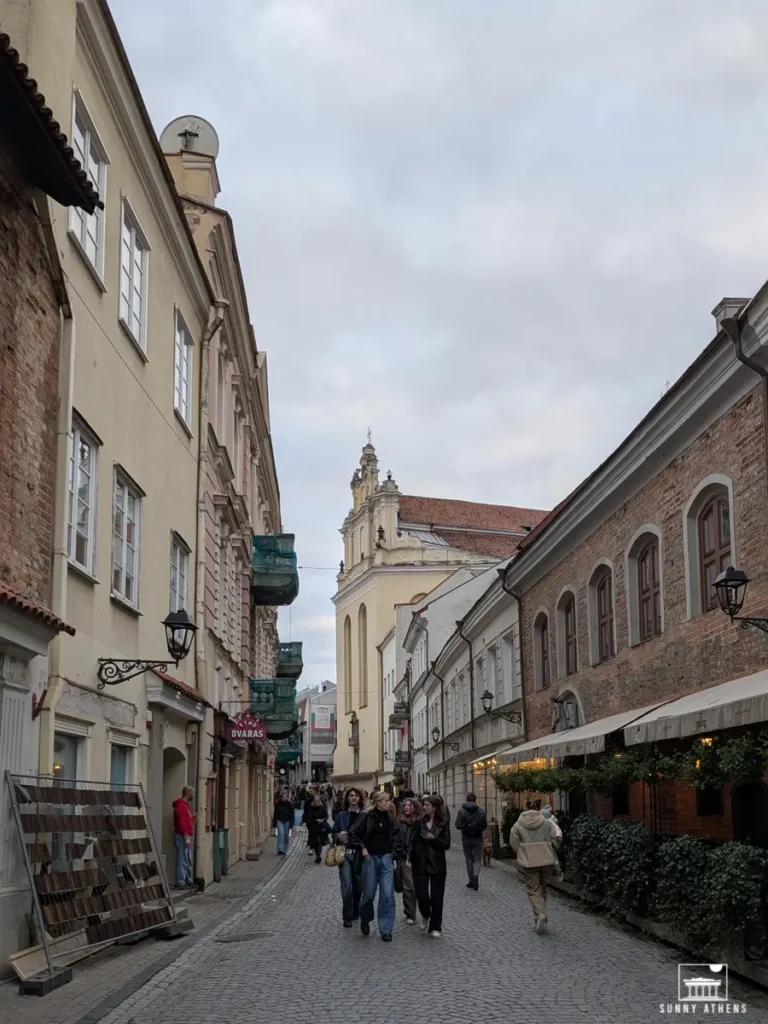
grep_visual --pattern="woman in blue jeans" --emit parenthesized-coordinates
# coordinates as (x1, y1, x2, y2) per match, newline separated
(331, 787, 364, 927)
(350, 791, 403, 942)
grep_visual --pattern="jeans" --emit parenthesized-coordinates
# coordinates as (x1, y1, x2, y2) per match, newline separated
(462, 836, 483, 883)
(276, 819, 291, 854)
(174, 833, 193, 886)
(414, 873, 446, 933)
(339, 852, 362, 921)
(360, 853, 396, 936)
(400, 861, 417, 920)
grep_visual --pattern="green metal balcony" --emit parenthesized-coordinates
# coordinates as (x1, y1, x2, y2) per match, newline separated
(275, 732, 302, 764)
(249, 678, 299, 740)
(276, 641, 303, 679)
(251, 534, 299, 607)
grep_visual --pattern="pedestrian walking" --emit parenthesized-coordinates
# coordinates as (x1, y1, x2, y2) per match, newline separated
(332, 787, 365, 927)
(408, 795, 450, 938)
(306, 793, 330, 863)
(397, 797, 421, 925)
(172, 785, 196, 889)
(350, 790, 402, 942)
(272, 789, 294, 856)
(509, 806, 562, 934)
(454, 792, 487, 890)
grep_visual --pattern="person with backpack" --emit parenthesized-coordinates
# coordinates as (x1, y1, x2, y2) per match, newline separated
(454, 792, 487, 890)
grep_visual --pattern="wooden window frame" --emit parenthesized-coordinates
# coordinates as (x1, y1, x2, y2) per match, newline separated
(538, 616, 550, 689)
(564, 597, 578, 676)
(698, 495, 731, 613)
(637, 539, 661, 642)
(596, 570, 615, 663)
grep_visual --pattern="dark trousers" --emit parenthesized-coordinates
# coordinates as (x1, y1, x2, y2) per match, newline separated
(462, 836, 483, 882)
(339, 853, 362, 921)
(414, 873, 446, 933)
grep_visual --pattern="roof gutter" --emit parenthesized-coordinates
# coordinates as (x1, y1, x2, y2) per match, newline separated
(456, 620, 475, 750)
(721, 316, 768, 495)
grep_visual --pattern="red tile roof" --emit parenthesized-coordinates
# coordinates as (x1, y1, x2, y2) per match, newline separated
(399, 495, 549, 534)
(433, 530, 521, 558)
(0, 33, 102, 212)
(0, 585, 75, 635)
(152, 668, 211, 707)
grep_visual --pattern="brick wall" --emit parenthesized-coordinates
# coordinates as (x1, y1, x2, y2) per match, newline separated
(0, 141, 60, 608)
(521, 386, 768, 741)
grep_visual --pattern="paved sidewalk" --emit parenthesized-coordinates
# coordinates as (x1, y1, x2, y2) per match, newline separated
(76, 837, 768, 1024)
(0, 838, 289, 1024)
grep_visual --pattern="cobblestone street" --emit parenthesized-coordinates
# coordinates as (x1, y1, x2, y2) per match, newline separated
(8, 834, 765, 1024)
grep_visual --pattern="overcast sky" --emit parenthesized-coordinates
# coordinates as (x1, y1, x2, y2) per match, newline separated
(114, 0, 768, 688)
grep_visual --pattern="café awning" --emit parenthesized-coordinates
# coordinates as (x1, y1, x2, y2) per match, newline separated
(498, 704, 665, 764)
(624, 668, 768, 746)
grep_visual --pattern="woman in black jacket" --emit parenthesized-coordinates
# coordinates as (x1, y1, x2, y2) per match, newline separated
(306, 794, 330, 863)
(408, 795, 451, 938)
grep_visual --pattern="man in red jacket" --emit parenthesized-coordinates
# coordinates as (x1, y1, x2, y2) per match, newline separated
(173, 786, 196, 889)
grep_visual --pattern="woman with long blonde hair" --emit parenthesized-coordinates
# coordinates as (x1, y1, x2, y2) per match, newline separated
(349, 790, 403, 942)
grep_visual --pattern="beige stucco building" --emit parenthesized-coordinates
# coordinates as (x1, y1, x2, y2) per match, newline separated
(332, 440, 546, 789)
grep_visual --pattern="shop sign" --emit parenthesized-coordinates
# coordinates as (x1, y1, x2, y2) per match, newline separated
(227, 712, 266, 742)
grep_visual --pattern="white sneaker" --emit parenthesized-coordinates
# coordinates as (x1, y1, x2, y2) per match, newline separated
(406, 918, 415, 926)
(420, 917, 429, 931)
(430, 930, 442, 939)
(535, 915, 548, 934)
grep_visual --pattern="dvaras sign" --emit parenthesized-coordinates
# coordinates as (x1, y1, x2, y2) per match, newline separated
(226, 713, 266, 742)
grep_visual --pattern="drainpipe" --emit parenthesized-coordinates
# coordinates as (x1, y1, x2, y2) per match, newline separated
(721, 316, 768, 494)
(35, 191, 74, 774)
(431, 661, 447, 781)
(193, 298, 228, 875)
(497, 567, 526, 736)
(456, 620, 475, 751)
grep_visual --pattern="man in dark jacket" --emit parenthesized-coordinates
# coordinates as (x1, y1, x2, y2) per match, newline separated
(272, 790, 294, 855)
(454, 793, 487, 890)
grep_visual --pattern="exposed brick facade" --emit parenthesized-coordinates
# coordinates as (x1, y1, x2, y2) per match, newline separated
(518, 381, 768, 840)
(0, 140, 60, 609)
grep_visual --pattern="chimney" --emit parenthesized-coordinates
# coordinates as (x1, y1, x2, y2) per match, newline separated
(160, 116, 221, 206)
(712, 297, 749, 333)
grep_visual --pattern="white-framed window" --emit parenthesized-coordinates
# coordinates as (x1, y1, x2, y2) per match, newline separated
(489, 644, 503, 702)
(119, 200, 149, 348)
(110, 744, 134, 789)
(170, 533, 190, 612)
(68, 418, 99, 574)
(69, 93, 107, 275)
(112, 472, 141, 606)
(174, 310, 193, 425)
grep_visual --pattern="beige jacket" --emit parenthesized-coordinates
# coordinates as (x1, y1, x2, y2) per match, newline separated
(510, 810, 561, 868)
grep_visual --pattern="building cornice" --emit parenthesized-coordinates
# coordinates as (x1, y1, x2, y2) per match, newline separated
(506, 316, 768, 591)
(332, 564, 454, 606)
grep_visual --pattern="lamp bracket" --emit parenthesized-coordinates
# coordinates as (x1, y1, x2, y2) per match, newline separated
(97, 658, 179, 689)
(736, 617, 768, 635)
(485, 708, 523, 725)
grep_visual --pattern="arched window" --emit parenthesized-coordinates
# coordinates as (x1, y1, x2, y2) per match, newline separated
(343, 616, 352, 711)
(683, 476, 735, 619)
(358, 604, 368, 707)
(698, 494, 731, 612)
(533, 612, 550, 690)
(638, 539, 661, 641)
(588, 563, 615, 665)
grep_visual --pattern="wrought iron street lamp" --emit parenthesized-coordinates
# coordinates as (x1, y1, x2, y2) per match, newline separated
(97, 609, 197, 689)
(481, 689, 522, 724)
(714, 567, 768, 634)
(431, 726, 460, 753)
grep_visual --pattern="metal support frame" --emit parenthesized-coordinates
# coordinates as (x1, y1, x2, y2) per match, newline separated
(96, 658, 178, 689)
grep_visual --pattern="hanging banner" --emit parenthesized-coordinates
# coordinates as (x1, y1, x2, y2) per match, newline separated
(311, 706, 335, 745)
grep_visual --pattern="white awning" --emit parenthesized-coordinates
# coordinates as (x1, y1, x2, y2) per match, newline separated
(497, 704, 665, 764)
(624, 669, 768, 746)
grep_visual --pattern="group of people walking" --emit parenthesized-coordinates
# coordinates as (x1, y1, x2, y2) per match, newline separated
(272, 783, 564, 939)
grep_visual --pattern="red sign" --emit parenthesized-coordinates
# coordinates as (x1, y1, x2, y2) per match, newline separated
(227, 713, 266, 742)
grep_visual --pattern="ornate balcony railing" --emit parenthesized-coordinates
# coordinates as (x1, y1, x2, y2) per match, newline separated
(251, 535, 299, 607)
(276, 641, 303, 679)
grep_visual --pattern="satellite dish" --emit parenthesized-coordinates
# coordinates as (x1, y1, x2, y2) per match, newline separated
(160, 116, 220, 159)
